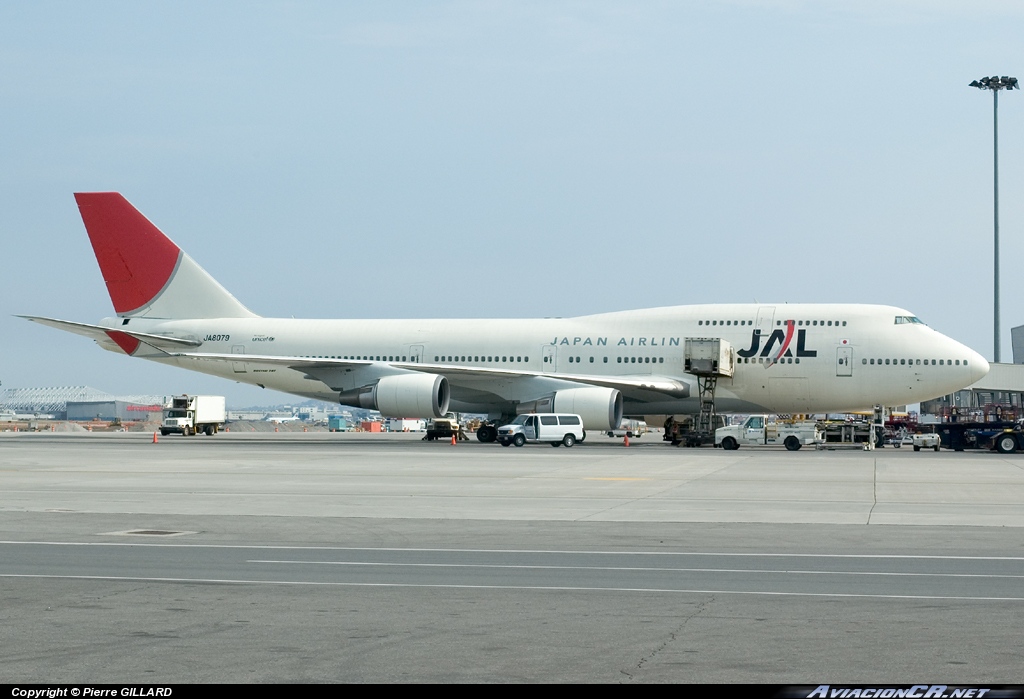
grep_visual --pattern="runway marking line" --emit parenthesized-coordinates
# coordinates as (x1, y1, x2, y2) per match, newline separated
(244, 560, 1024, 579)
(2, 541, 1024, 561)
(2, 573, 1023, 601)
(584, 477, 650, 481)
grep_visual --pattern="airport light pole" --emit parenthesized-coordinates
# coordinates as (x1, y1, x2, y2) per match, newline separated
(969, 76, 1018, 363)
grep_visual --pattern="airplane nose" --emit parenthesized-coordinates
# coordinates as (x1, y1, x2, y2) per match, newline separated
(968, 348, 990, 383)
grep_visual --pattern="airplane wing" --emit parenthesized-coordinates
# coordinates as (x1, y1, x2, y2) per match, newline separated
(18, 316, 203, 349)
(402, 362, 691, 399)
(166, 352, 690, 400)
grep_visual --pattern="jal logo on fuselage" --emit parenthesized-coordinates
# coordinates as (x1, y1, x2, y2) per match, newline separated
(738, 320, 817, 360)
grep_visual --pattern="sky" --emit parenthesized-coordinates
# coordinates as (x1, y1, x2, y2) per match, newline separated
(1, 1, 1021, 406)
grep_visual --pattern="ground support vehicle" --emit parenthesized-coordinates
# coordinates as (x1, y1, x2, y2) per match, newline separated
(497, 414, 585, 447)
(664, 415, 728, 447)
(715, 415, 884, 451)
(161, 395, 226, 436)
(933, 421, 1024, 453)
(911, 432, 941, 452)
(607, 419, 648, 439)
(664, 338, 735, 447)
(715, 415, 819, 451)
(816, 420, 884, 449)
(424, 417, 466, 441)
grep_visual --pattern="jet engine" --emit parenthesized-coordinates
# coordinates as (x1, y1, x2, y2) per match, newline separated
(337, 373, 450, 419)
(517, 386, 623, 431)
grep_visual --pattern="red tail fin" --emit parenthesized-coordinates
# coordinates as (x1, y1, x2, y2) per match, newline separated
(74, 192, 257, 319)
(75, 192, 181, 315)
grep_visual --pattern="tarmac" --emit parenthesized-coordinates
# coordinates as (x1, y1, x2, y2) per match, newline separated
(2, 431, 1022, 683)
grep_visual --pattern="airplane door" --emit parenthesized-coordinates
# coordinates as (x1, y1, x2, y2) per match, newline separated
(410, 345, 424, 363)
(542, 345, 557, 373)
(755, 306, 775, 334)
(231, 345, 247, 373)
(836, 347, 853, 377)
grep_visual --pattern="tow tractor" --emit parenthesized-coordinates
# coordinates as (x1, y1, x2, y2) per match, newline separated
(911, 432, 941, 451)
(933, 421, 1024, 453)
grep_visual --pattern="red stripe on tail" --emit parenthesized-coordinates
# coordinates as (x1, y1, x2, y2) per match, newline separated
(75, 193, 181, 315)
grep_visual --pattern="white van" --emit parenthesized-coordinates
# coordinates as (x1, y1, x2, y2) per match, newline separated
(497, 413, 585, 447)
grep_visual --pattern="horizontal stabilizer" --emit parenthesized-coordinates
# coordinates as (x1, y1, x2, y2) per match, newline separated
(19, 315, 203, 355)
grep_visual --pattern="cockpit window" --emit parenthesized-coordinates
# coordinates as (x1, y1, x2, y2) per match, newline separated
(894, 316, 924, 325)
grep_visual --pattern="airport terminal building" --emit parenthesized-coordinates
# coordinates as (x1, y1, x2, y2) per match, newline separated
(0, 386, 165, 421)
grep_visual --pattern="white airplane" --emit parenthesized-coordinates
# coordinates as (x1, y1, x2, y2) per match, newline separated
(23, 193, 989, 442)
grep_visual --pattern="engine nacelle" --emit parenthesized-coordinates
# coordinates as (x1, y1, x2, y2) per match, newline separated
(553, 387, 623, 431)
(517, 387, 623, 431)
(337, 373, 450, 419)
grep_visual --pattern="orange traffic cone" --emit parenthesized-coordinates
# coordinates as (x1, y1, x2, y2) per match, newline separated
(152, 431, 159, 444)
(623, 433, 630, 447)
(451, 433, 457, 446)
